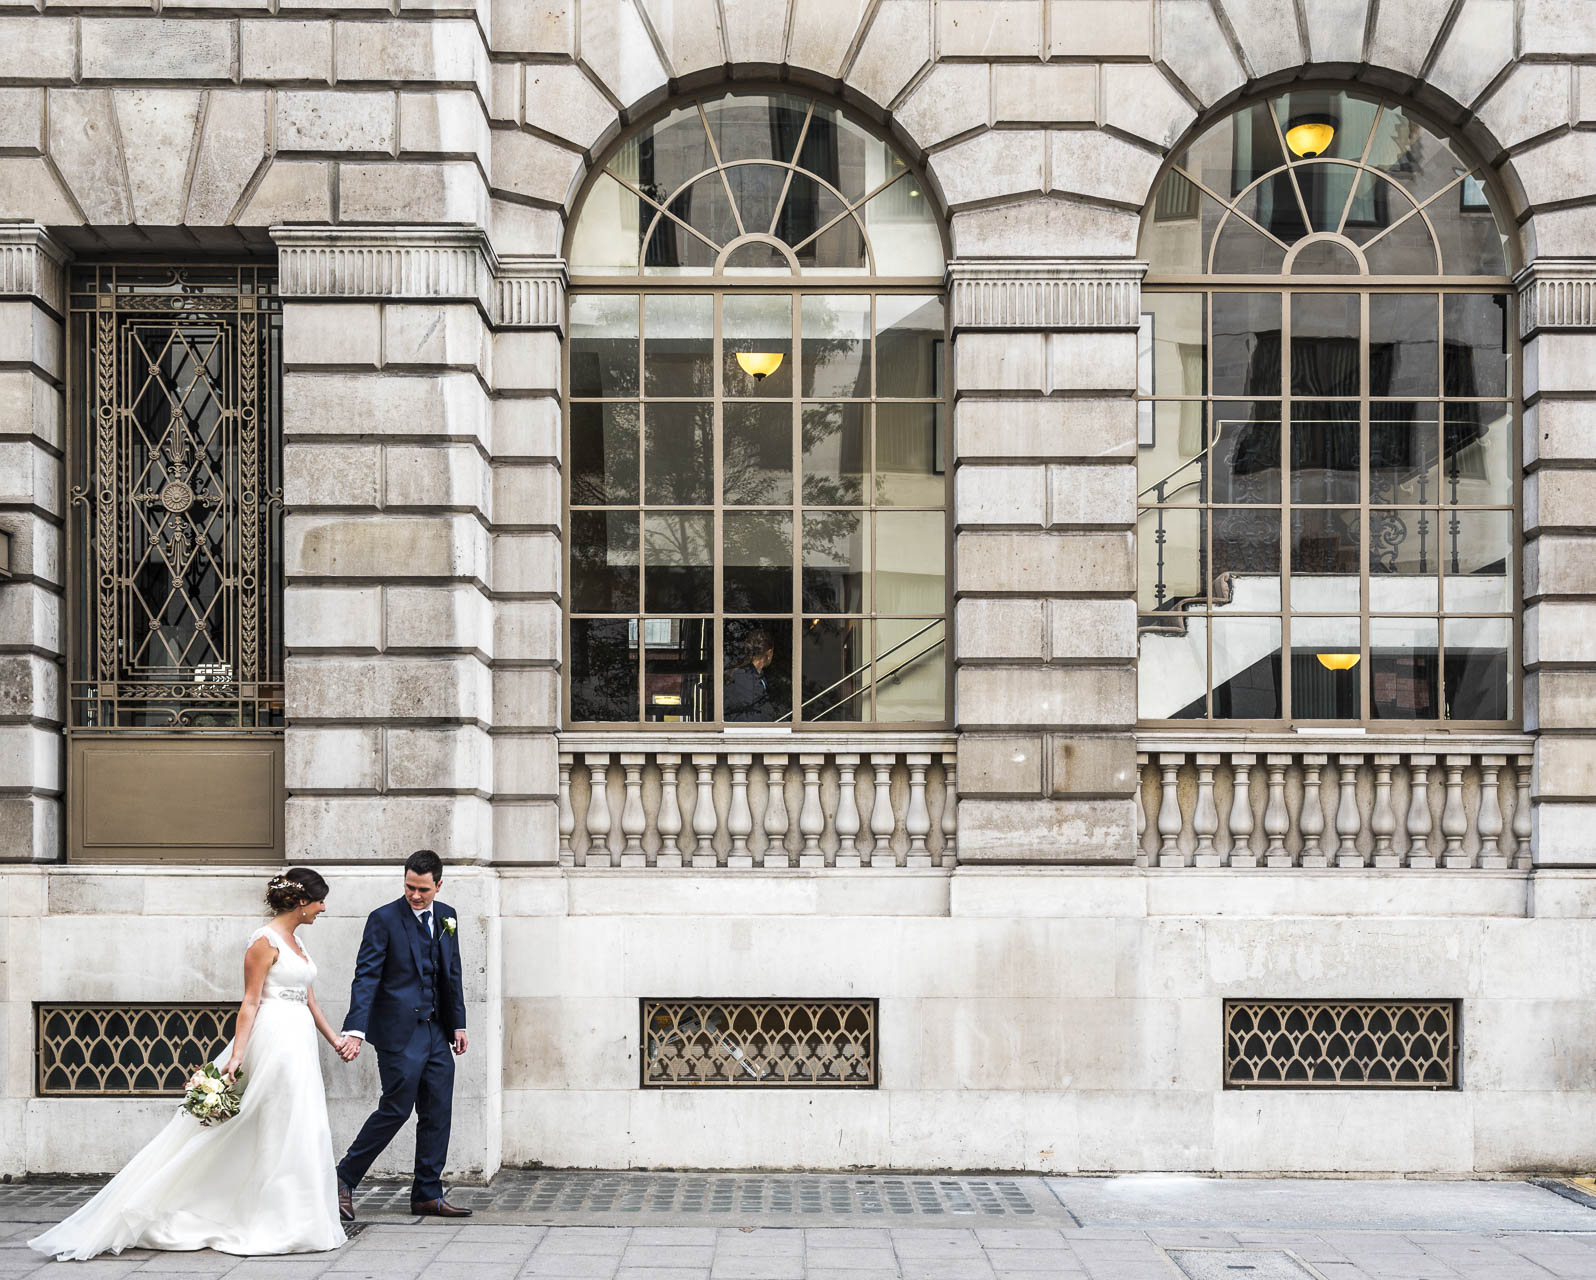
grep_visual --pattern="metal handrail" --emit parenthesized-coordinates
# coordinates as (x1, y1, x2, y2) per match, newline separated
(801, 638, 946, 723)
(775, 619, 945, 723)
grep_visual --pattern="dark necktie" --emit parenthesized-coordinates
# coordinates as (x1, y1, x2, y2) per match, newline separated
(420, 910, 432, 938)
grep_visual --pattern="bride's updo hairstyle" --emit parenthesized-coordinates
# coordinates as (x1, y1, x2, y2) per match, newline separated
(265, 867, 329, 913)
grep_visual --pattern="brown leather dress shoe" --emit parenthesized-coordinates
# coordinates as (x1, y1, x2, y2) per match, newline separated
(411, 1195, 473, 1218)
(337, 1181, 355, 1223)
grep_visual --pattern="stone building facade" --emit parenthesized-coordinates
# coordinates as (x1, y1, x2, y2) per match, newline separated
(3, 0, 1596, 1177)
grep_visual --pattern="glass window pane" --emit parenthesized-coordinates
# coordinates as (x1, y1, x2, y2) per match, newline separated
(1366, 103, 1466, 206)
(643, 512, 712, 612)
(1138, 506, 1202, 614)
(1433, 181, 1508, 277)
(723, 510, 793, 614)
(1442, 510, 1512, 613)
(876, 511, 944, 614)
(1139, 402, 1205, 504)
(569, 294, 638, 396)
(722, 618, 791, 722)
(1363, 209, 1439, 275)
(1291, 508, 1360, 611)
(1291, 293, 1360, 396)
(702, 92, 808, 164)
(875, 403, 944, 506)
(1214, 616, 1282, 718)
(724, 402, 793, 505)
(1212, 510, 1281, 608)
(1443, 405, 1512, 506)
(802, 510, 867, 613)
(645, 617, 711, 721)
(1275, 90, 1379, 164)
(1369, 508, 1440, 612)
(860, 181, 945, 276)
(1212, 294, 1283, 397)
(724, 163, 792, 237)
(1139, 183, 1226, 277)
(570, 510, 638, 613)
(1370, 294, 1438, 396)
(629, 101, 715, 203)
(802, 403, 867, 503)
(1142, 292, 1207, 397)
(1290, 402, 1359, 503)
(1140, 614, 1207, 719)
(874, 618, 945, 722)
(570, 403, 639, 505)
(801, 619, 870, 722)
(1212, 401, 1281, 503)
(1443, 294, 1508, 396)
(803, 295, 870, 396)
(570, 172, 647, 275)
(570, 619, 638, 722)
(724, 294, 793, 398)
(876, 295, 943, 397)
(646, 190, 724, 272)
(1372, 616, 1439, 720)
(1445, 617, 1511, 720)
(1211, 211, 1288, 274)
(1289, 239, 1360, 274)
(1291, 615, 1361, 718)
(644, 402, 713, 506)
(1370, 405, 1439, 505)
(644, 294, 712, 394)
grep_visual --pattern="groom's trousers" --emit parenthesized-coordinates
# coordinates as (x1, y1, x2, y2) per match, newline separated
(336, 1020, 454, 1201)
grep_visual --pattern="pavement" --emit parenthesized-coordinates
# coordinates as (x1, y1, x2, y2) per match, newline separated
(3, 1171, 1596, 1279)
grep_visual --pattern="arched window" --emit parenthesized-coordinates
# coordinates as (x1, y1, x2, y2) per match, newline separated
(565, 90, 949, 727)
(1137, 88, 1516, 726)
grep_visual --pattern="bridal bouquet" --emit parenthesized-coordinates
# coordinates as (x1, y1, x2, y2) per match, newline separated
(181, 1063, 244, 1126)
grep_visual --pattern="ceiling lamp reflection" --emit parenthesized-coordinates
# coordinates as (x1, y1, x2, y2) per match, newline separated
(735, 351, 785, 380)
(1316, 652, 1361, 671)
(1286, 115, 1337, 159)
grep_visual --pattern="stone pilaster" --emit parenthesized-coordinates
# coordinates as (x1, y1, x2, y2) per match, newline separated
(0, 225, 66, 864)
(1520, 258, 1596, 867)
(950, 259, 1142, 863)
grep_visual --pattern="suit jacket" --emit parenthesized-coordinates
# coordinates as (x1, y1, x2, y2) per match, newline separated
(343, 898, 467, 1054)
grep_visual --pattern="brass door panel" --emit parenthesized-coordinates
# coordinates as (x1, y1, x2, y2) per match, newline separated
(70, 737, 283, 862)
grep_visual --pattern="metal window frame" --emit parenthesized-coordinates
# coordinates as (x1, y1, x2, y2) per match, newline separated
(35, 1000, 238, 1097)
(639, 996, 881, 1089)
(1222, 997, 1461, 1090)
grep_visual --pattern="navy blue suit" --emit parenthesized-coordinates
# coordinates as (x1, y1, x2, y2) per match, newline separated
(336, 898, 466, 1201)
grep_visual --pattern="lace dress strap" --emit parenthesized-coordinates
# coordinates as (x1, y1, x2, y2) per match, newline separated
(246, 925, 283, 952)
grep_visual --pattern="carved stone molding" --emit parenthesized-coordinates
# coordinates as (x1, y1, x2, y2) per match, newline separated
(271, 226, 496, 314)
(948, 259, 1146, 331)
(1517, 259, 1596, 338)
(496, 257, 567, 331)
(0, 224, 67, 315)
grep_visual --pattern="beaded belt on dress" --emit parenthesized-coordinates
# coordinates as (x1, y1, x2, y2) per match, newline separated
(268, 989, 309, 1003)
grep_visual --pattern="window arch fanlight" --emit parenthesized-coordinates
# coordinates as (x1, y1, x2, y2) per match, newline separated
(565, 91, 950, 728)
(1136, 87, 1516, 727)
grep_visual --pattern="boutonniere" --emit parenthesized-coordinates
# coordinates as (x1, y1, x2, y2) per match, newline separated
(442, 916, 457, 937)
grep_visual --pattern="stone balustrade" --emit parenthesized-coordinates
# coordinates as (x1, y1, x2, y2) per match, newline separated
(1134, 736, 1535, 869)
(558, 735, 957, 870)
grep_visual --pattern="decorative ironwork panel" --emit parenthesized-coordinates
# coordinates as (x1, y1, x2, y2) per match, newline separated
(68, 264, 283, 731)
(642, 999, 878, 1087)
(1224, 999, 1458, 1088)
(36, 1003, 237, 1096)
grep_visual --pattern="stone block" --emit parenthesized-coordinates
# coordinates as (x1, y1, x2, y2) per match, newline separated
(953, 195, 1140, 258)
(0, 654, 58, 720)
(524, 63, 617, 154)
(0, 19, 74, 81)
(384, 582, 493, 652)
(492, 665, 559, 729)
(956, 464, 1046, 528)
(1516, 135, 1596, 229)
(1046, 462, 1134, 528)
(0, 302, 62, 380)
(286, 794, 491, 863)
(956, 530, 1134, 594)
(639, 0, 726, 79)
(47, 90, 131, 225)
(491, 531, 561, 595)
(956, 735, 1044, 798)
(492, 0, 573, 54)
(1534, 735, 1596, 801)
(491, 331, 561, 393)
(281, 302, 382, 368)
(954, 333, 1046, 393)
(0, 582, 61, 654)
(382, 302, 488, 371)
(386, 725, 490, 793)
(494, 598, 561, 662)
(0, 441, 60, 517)
(81, 19, 233, 81)
(1102, 65, 1195, 150)
(1527, 670, 1596, 731)
(957, 664, 1134, 728)
(937, 0, 1041, 56)
(1582, 67, 1596, 125)
(896, 63, 989, 150)
(1426, 0, 1512, 110)
(1302, 0, 1368, 63)
(337, 160, 487, 223)
(1048, 0, 1152, 57)
(931, 130, 1047, 208)
(0, 371, 62, 452)
(489, 60, 522, 125)
(283, 371, 489, 447)
(1526, 534, 1596, 600)
(1048, 131, 1161, 207)
(285, 653, 489, 721)
(957, 797, 1135, 862)
(722, 0, 786, 64)
(956, 397, 1136, 461)
(1215, 0, 1304, 75)
(284, 443, 381, 509)
(285, 513, 488, 581)
(240, 19, 331, 81)
(786, 0, 870, 77)
(333, 19, 486, 85)
(488, 199, 565, 258)
(237, 159, 333, 224)
(277, 90, 395, 153)
(1478, 62, 1572, 153)
(1526, 470, 1596, 536)
(578, 0, 669, 107)
(1525, 602, 1596, 667)
(955, 597, 1046, 660)
(1524, 400, 1596, 467)
(492, 463, 560, 528)
(186, 90, 269, 224)
(492, 733, 558, 798)
(285, 726, 383, 791)
(1047, 596, 1135, 663)
(1157, 0, 1244, 106)
(992, 65, 1095, 126)
(399, 90, 491, 159)
(1366, 0, 1449, 76)
(282, 585, 382, 650)
(1526, 332, 1596, 398)
(491, 397, 559, 460)
(383, 444, 490, 512)
(0, 794, 59, 862)
(1047, 331, 1137, 392)
(0, 89, 44, 152)
(1528, 205, 1596, 261)
(1051, 733, 1137, 797)
(848, 0, 932, 111)
(1522, 0, 1589, 54)
(1534, 801, 1596, 868)
(0, 725, 60, 792)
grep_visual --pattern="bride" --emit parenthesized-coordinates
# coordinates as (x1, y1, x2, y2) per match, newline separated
(30, 868, 351, 1260)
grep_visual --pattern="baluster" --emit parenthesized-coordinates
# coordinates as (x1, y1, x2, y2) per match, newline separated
(1227, 753, 1257, 869)
(798, 754, 825, 868)
(1513, 754, 1533, 870)
(762, 754, 790, 869)
(1134, 752, 1149, 868)
(835, 754, 862, 869)
(905, 753, 932, 868)
(941, 753, 958, 868)
(1370, 755, 1399, 868)
(656, 755, 684, 869)
(583, 753, 612, 868)
(1263, 754, 1291, 868)
(869, 753, 898, 868)
(619, 754, 647, 867)
(1441, 754, 1470, 868)
(1299, 756, 1327, 868)
(690, 753, 719, 868)
(1478, 754, 1507, 869)
(557, 753, 575, 868)
(726, 754, 754, 869)
(1192, 756, 1220, 867)
(1157, 753, 1185, 868)
(1335, 754, 1364, 867)
(1406, 755, 1436, 869)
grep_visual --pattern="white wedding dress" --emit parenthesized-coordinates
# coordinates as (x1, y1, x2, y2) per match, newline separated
(30, 926, 347, 1260)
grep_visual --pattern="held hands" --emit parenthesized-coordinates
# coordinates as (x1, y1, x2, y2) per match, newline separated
(453, 1030, 469, 1057)
(334, 1035, 362, 1062)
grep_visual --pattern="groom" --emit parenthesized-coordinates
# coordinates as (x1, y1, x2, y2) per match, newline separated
(335, 850, 472, 1221)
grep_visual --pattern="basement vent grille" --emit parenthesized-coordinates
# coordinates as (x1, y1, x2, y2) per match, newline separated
(1224, 999, 1458, 1089)
(36, 1003, 236, 1096)
(642, 999, 878, 1087)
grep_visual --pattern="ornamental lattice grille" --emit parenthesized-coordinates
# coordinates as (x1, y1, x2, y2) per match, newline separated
(35, 1003, 237, 1096)
(67, 264, 283, 731)
(1224, 999, 1458, 1088)
(641, 999, 877, 1087)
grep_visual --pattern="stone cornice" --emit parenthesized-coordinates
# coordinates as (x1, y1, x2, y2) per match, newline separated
(0, 224, 67, 315)
(948, 259, 1147, 331)
(1516, 259, 1596, 338)
(495, 256, 567, 331)
(271, 226, 497, 316)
